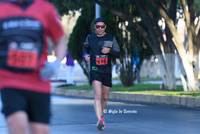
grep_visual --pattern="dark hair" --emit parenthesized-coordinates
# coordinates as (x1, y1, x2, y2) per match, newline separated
(94, 17, 106, 25)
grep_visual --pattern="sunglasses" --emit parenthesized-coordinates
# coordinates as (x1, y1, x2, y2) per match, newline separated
(95, 25, 105, 29)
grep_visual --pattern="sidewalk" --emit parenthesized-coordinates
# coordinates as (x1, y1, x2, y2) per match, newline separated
(53, 80, 200, 108)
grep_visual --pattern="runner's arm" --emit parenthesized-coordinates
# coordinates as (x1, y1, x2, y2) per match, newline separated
(83, 35, 90, 58)
(54, 35, 66, 61)
(110, 37, 120, 58)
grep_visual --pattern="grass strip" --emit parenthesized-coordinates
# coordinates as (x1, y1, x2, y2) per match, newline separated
(60, 83, 200, 97)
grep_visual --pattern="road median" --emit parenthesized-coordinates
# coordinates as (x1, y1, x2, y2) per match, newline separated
(54, 88, 200, 108)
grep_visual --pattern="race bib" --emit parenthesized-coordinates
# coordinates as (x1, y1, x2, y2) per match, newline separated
(0, 16, 44, 72)
(96, 55, 108, 65)
(7, 42, 38, 69)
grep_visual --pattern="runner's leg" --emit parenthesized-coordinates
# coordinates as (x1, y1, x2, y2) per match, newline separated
(28, 91, 50, 134)
(66, 66, 70, 84)
(101, 85, 110, 116)
(70, 66, 75, 84)
(92, 80, 102, 120)
(66, 66, 74, 84)
(30, 122, 49, 134)
(6, 111, 29, 134)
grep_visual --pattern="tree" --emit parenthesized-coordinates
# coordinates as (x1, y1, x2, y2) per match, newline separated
(148, 0, 200, 91)
(100, 0, 154, 87)
(136, 0, 178, 90)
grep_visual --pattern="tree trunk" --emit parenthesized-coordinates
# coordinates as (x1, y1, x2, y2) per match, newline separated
(165, 53, 176, 89)
(155, 54, 176, 90)
(176, 52, 189, 91)
(181, 0, 199, 91)
(181, 58, 199, 91)
(119, 57, 134, 87)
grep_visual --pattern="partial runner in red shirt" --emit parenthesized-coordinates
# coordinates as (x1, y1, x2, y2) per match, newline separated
(0, 0, 66, 134)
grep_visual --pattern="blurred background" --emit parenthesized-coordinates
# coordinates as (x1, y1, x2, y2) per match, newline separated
(47, 0, 200, 92)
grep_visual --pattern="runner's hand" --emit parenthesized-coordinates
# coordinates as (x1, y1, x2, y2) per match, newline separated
(40, 59, 60, 80)
(85, 55, 90, 62)
(101, 47, 110, 54)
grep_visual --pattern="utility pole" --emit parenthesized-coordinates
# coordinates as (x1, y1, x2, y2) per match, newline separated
(95, 0, 101, 18)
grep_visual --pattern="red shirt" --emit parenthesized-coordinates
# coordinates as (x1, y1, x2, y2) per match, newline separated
(0, 0, 64, 94)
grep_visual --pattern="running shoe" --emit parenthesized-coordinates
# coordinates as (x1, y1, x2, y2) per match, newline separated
(97, 120, 104, 131)
(101, 116, 106, 129)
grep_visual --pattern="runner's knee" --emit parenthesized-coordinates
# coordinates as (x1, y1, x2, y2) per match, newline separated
(30, 123, 49, 134)
(6, 111, 28, 134)
(7, 120, 27, 134)
(102, 95, 108, 101)
(95, 94, 102, 101)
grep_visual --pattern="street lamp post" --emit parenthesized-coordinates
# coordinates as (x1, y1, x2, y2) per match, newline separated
(95, 0, 101, 18)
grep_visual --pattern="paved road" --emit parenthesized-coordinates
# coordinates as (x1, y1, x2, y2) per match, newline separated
(1, 95, 200, 134)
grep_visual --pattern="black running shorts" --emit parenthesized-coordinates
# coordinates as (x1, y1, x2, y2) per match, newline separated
(0, 88, 51, 124)
(90, 71, 112, 87)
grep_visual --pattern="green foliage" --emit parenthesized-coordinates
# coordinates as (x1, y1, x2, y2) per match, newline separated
(48, 0, 87, 16)
(48, 0, 95, 80)
(67, 6, 95, 60)
(48, 0, 95, 60)
(194, 0, 200, 15)
(67, 15, 90, 60)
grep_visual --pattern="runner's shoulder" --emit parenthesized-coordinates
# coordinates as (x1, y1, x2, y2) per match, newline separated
(37, 0, 57, 11)
(89, 33, 114, 38)
(105, 33, 115, 39)
(88, 33, 97, 39)
(0, 1, 12, 9)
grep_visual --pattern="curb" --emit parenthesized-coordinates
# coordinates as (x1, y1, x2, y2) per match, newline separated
(54, 89, 200, 108)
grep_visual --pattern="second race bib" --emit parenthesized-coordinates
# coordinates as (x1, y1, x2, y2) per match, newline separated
(96, 55, 108, 65)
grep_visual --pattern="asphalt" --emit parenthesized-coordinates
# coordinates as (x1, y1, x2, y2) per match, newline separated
(1, 95, 200, 134)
